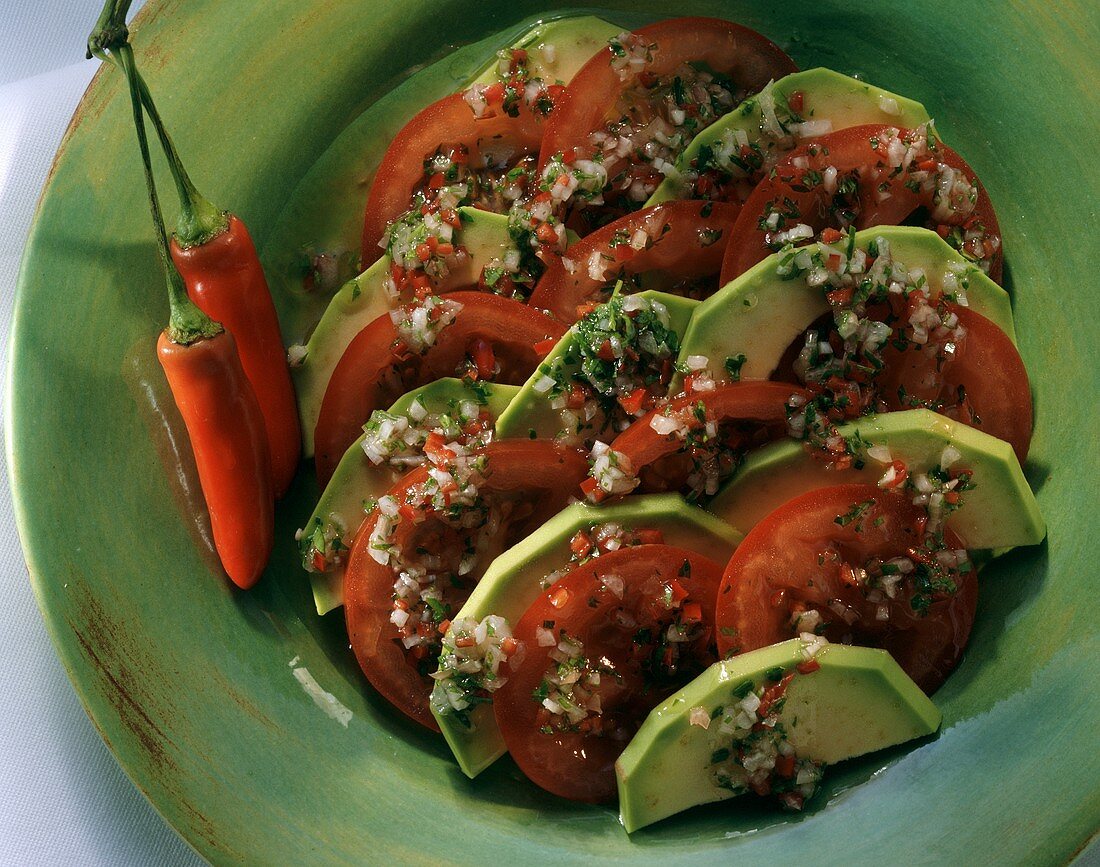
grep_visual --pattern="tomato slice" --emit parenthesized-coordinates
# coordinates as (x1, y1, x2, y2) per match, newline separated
(314, 292, 565, 483)
(720, 125, 1003, 284)
(715, 484, 977, 693)
(360, 92, 545, 267)
(536, 18, 796, 230)
(528, 201, 740, 322)
(606, 381, 803, 498)
(878, 306, 1033, 463)
(540, 18, 796, 169)
(774, 302, 1032, 464)
(494, 545, 724, 802)
(344, 440, 589, 731)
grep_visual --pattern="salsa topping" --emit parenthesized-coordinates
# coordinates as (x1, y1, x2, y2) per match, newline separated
(431, 614, 523, 726)
(703, 640, 827, 810)
(776, 233, 971, 459)
(463, 48, 565, 120)
(534, 294, 680, 444)
(389, 295, 463, 354)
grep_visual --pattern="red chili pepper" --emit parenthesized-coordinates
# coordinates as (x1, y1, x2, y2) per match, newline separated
(468, 338, 497, 379)
(570, 531, 593, 559)
(116, 48, 301, 498)
(797, 658, 821, 674)
(154, 329, 274, 587)
(580, 477, 605, 501)
(535, 221, 558, 244)
(758, 672, 795, 717)
(618, 387, 647, 416)
(533, 336, 558, 356)
(667, 578, 689, 605)
(680, 601, 703, 623)
(101, 32, 275, 588)
(635, 528, 665, 545)
(787, 90, 804, 113)
(169, 220, 300, 497)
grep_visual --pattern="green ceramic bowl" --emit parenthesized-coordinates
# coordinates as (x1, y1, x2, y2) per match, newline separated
(10, 1, 1099, 863)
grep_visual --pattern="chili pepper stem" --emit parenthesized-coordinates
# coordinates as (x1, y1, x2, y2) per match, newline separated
(88, 0, 228, 249)
(115, 40, 220, 345)
(135, 70, 229, 249)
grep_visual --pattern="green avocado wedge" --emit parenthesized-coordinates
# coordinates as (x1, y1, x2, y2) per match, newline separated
(647, 68, 933, 206)
(431, 495, 741, 777)
(293, 208, 512, 456)
(470, 16, 621, 86)
(495, 290, 698, 443)
(299, 378, 519, 615)
(672, 226, 1016, 392)
(709, 409, 1045, 551)
(616, 639, 940, 833)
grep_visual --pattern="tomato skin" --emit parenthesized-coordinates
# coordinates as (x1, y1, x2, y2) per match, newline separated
(529, 201, 741, 322)
(360, 93, 544, 266)
(495, 545, 724, 802)
(314, 292, 565, 484)
(539, 17, 797, 171)
(343, 441, 589, 731)
(609, 381, 804, 495)
(878, 306, 1032, 463)
(715, 484, 977, 693)
(719, 125, 1003, 284)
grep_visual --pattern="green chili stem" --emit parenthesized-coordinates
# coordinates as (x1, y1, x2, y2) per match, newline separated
(116, 42, 220, 345)
(88, 0, 227, 248)
(135, 70, 229, 248)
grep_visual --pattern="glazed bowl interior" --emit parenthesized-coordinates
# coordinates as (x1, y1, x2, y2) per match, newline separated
(9, 1, 1098, 863)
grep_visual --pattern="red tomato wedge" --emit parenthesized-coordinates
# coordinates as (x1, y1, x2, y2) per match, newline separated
(495, 545, 724, 802)
(528, 200, 740, 322)
(878, 306, 1033, 463)
(344, 440, 588, 731)
(720, 125, 1003, 284)
(539, 18, 797, 170)
(360, 92, 545, 266)
(314, 292, 565, 483)
(606, 381, 804, 498)
(715, 484, 977, 694)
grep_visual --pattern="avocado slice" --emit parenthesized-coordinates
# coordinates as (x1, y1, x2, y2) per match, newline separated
(431, 494, 741, 777)
(616, 639, 940, 832)
(647, 68, 932, 207)
(300, 378, 519, 615)
(470, 16, 622, 87)
(708, 408, 1044, 551)
(672, 226, 1016, 392)
(495, 290, 699, 442)
(293, 208, 513, 456)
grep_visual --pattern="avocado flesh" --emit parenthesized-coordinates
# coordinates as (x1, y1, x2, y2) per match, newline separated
(616, 639, 940, 833)
(708, 408, 1045, 551)
(431, 494, 741, 778)
(495, 289, 699, 442)
(672, 226, 1016, 393)
(471, 16, 622, 87)
(647, 68, 933, 207)
(303, 378, 519, 615)
(294, 208, 513, 456)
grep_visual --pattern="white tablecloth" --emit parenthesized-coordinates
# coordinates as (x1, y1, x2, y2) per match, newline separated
(0, 2, 203, 864)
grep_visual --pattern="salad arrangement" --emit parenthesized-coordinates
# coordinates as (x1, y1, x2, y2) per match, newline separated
(88, 3, 1042, 833)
